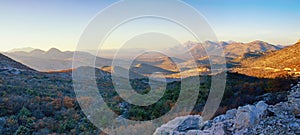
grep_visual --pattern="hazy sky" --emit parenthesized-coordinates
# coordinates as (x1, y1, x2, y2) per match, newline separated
(0, 0, 299, 51)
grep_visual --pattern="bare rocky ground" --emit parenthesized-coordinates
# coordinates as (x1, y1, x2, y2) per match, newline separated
(154, 82, 300, 135)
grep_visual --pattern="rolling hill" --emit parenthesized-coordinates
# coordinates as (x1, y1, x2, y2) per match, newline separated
(131, 63, 178, 75)
(135, 56, 183, 72)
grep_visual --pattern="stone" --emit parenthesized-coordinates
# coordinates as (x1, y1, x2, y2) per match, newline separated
(268, 102, 292, 118)
(177, 116, 203, 132)
(291, 106, 300, 117)
(187, 130, 204, 135)
(206, 122, 228, 135)
(154, 115, 203, 135)
(255, 101, 268, 118)
(256, 101, 268, 112)
(225, 109, 237, 120)
(234, 105, 259, 129)
(212, 115, 226, 123)
(288, 122, 300, 130)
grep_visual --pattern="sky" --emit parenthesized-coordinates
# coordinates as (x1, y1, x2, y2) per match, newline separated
(0, 0, 299, 51)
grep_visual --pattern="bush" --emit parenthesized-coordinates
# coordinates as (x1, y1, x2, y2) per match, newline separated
(14, 125, 31, 135)
(18, 107, 31, 117)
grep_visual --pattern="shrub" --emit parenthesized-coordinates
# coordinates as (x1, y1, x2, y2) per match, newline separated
(63, 96, 75, 109)
(14, 125, 31, 135)
(18, 107, 31, 117)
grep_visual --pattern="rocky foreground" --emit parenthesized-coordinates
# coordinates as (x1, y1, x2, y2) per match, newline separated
(154, 82, 300, 135)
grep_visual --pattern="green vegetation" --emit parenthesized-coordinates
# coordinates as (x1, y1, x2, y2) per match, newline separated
(0, 69, 297, 134)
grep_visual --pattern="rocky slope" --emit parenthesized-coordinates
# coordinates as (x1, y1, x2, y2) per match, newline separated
(232, 41, 300, 78)
(154, 82, 300, 135)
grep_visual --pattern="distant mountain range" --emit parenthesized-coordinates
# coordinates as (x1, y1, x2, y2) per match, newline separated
(181, 40, 281, 59)
(224, 40, 280, 58)
(3, 40, 286, 78)
(4, 48, 112, 71)
(7, 47, 36, 53)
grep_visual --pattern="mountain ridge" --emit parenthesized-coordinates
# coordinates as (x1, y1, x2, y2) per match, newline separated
(242, 42, 300, 69)
(4, 49, 112, 71)
(0, 53, 35, 71)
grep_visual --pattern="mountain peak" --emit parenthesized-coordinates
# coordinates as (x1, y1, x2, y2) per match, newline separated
(204, 40, 216, 44)
(30, 49, 45, 54)
(47, 48, 62, 53)
(250, 40, 269, 45)
(219, 41, 229, 46)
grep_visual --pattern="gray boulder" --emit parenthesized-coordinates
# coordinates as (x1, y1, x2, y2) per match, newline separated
(225, 109, 237, 120)
(234, 101, 268, 130)
(154, 115, 203, 135)
(255, 101, 268, 118)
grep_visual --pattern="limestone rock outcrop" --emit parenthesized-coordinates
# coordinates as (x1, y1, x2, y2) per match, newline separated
(154, 82, 300, 135)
